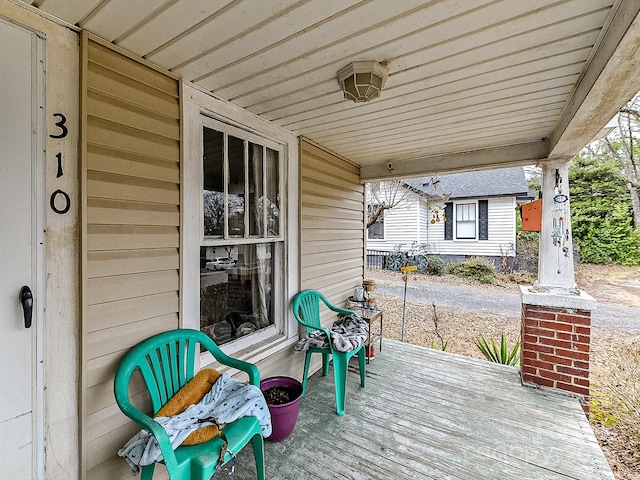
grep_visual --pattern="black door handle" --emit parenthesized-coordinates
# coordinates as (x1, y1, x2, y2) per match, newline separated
(20, 286, 33, 329)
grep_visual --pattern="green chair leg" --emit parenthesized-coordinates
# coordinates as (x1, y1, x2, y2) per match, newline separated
(332, 352, 348, 416)
(357, 346, 366, 388)
(252, 433, 265, 480)
(302, 351, 312, 396)
(321, 352, 330, 376)
(140, 464, 155, 480)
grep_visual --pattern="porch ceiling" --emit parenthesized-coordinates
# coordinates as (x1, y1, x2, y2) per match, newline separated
(22, 0, 640, 180)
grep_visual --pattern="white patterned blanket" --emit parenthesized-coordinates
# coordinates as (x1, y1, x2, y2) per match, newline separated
(294, 314, 369, 353)
(118, 373, 271, 475)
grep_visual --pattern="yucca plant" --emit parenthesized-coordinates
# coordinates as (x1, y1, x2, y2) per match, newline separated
(475, 333, 520, 367)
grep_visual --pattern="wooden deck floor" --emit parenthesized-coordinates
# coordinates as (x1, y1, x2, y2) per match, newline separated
(227, 340, 613, 480)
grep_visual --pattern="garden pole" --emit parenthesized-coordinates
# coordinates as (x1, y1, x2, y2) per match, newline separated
(400, 265, 417, 342)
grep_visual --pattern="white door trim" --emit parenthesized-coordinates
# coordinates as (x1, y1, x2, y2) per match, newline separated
(32, 25, 46, 480)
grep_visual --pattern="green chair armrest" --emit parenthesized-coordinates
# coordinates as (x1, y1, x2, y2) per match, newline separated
(196, 330, 261, 387)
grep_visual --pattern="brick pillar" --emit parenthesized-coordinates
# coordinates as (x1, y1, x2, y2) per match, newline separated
(520, 287, 596, 415)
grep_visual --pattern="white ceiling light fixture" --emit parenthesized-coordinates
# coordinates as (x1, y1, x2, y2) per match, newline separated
(337, 61, 389, 103)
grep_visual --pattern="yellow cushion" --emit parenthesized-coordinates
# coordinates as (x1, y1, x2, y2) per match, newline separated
(155, 368, 222, 445)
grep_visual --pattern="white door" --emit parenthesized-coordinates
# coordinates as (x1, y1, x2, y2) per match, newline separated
(0, 18, 43, 479)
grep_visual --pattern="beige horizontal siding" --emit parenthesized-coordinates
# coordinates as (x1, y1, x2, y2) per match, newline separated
(87, 90, 180, 140)
(87, 41, 179, 96)
(87, 144, 179, 183)
(86, 249, 179, 278)
(81, 34, 181, 479)
(86, 172, 179, 204)
(87, 225, 179, 250)
(88, 116, 179, 160)
(87, 198, 180, 226)
(85, 292, 179, 332)
(300, 139, 363, 316)
(87, 61, 178, 118)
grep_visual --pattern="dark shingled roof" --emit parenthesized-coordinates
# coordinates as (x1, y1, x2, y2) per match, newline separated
(405, 167, 532, 200)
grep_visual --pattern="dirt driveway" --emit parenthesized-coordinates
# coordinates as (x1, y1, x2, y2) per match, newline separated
(573, 263, 640, 308)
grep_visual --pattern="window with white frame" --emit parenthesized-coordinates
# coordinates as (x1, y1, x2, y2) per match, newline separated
(199, 117, 284, 347)
(456, 202, 476, 239)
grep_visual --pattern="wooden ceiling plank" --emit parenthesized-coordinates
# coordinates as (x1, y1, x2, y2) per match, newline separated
(79, 0, 166, 42)
(275, 40, 595, 130)
(325, 101, 567, 152)
(148, 0, 353, 72)
(211, 0, 603, 103)
(32, 0, 103, 25)
(313, 85, 575, 146)
(116, 0, 230, 57)
(192, 0, 488, 93)
(281, 45, 592, 133)
(266, 63, 582, 136)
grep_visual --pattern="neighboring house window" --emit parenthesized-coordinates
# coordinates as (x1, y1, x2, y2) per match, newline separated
(456, 203, 476, 239)
(444, 200, 488, 241)
(200, 118, 284, 347)
(367, 205, 384, 239)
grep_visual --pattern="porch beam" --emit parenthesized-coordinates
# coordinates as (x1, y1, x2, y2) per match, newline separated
(359, 140, 548, 183)
(548, 0, 640, 159)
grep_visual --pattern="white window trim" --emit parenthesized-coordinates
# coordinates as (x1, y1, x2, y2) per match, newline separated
(200, 115, 284, 244)
(454, 200, 478, 241)
(182, 83, 299, 362)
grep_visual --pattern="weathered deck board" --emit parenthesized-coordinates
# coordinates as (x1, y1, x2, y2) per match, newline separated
(226, 340, 614, 480)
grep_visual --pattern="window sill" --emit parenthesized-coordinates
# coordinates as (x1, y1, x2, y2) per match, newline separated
(201, 333, 299, 371)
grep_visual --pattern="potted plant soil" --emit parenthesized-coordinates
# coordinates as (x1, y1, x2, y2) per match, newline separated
(260, 376, 303, 442)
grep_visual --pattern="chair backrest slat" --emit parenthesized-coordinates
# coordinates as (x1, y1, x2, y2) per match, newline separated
(167, 341, 179, 394)
(119, 338, 191, 414)
(185, 337, 196, 384)
(294, 289, 334, 334)
(159, 344, 175, 400)
(138, 354, 164, 413)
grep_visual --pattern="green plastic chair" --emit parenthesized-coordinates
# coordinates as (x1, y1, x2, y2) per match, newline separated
(114, 328, 265, 480)
(292, 290, 366, 416)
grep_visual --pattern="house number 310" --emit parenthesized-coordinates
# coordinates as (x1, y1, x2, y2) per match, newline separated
(49, 112, 71, 214)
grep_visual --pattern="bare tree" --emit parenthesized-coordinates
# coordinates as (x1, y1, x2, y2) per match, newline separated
(365, 179, 417, 228)
(602, 93, 640, 227)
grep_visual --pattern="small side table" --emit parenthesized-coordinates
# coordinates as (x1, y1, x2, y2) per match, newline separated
(347, 302, 383, 363)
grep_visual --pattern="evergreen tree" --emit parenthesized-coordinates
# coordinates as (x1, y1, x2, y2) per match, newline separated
(569, 154, 639, 265)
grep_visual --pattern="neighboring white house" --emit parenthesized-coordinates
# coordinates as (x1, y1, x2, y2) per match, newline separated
(367, 167, 534, 264)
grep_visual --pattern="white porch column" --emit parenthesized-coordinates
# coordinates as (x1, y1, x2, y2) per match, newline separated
(520, 159, 596, 416)
(536, 160, 576, 290)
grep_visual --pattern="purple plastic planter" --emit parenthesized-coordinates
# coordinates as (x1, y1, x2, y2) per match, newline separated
(260, 376, 303, 442)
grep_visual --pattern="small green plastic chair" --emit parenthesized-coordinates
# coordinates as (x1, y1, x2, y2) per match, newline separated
(114, 328, 265, 480)
(292, 290, 366, 416)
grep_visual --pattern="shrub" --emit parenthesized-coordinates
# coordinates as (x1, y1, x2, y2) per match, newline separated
(425, 255, 446, 275)
(447, 257, 496, 284)
(575, 203, 640, 265)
